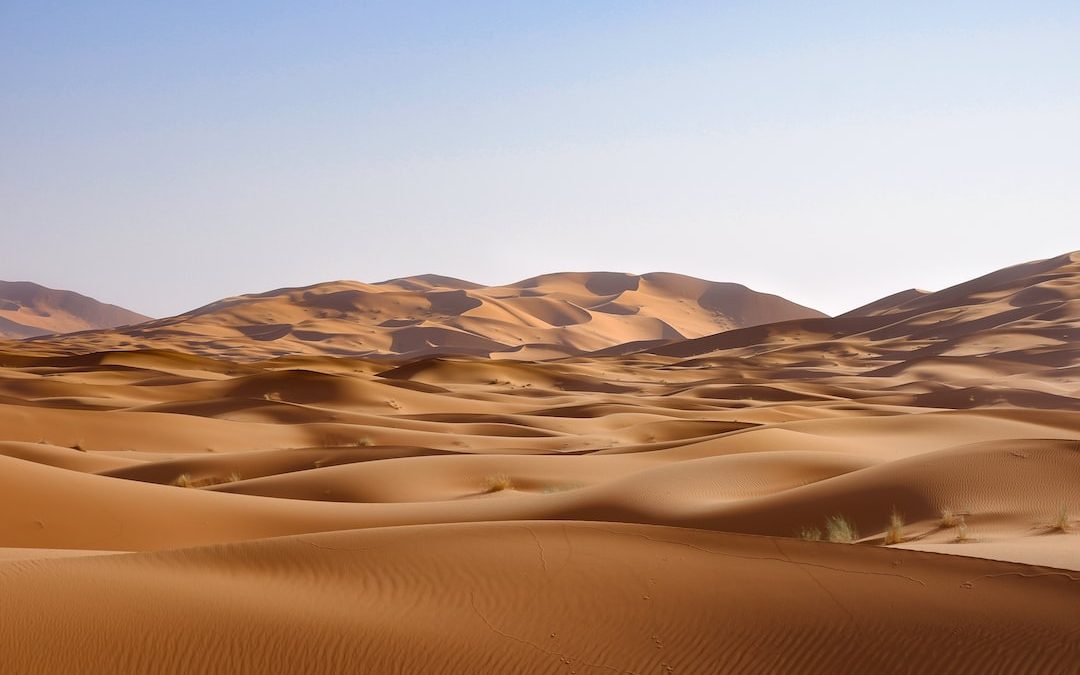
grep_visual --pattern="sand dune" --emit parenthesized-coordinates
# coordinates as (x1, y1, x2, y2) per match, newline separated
(3, 522, 1080, 675)
(0, 252, 1077, 672)
(0, 280, 149, 338)
(13, 272, 824, 360)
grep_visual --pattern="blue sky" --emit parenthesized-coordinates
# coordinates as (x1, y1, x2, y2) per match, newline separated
(2, 1, 1078, 317)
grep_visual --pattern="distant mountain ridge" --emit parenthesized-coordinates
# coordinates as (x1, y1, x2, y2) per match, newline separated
(12, 272, 826, 360)
(0, 281, 150, 339)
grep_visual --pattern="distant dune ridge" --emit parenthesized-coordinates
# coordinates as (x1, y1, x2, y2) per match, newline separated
(656, 250, 1079, 353)
(0, 281, 149, 339)
(16, 271, 825, 360)
(0, 252, 1077, 674)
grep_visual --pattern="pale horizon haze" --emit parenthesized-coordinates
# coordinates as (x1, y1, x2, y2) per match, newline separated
(2, 1, 1078, 318)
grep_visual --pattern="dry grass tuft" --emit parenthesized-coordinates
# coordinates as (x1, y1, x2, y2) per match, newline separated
(172, 472, 243, 488)
(826, 515, 858, 543)
(940, 508, 967, 529)
(799, 526, 822, 542)
(883, 507, 905, 545)
(1050, 504, 1071, 533)
(483, 473, 513, 493)
(347, 437, 374, 448)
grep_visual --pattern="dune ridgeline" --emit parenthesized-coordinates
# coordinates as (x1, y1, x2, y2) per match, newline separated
(1, 255, 1077, 674)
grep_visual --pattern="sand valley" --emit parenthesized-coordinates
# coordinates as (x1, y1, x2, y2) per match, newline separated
(1, 253, 1077, 673)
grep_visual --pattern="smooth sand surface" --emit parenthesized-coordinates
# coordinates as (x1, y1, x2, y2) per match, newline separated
(3, 522, 1080, 674)
(0, 253, 1077, 673)
(0, 280, 149, 338)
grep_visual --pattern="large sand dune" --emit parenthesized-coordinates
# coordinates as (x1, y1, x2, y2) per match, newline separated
(14, 272, 824, 360)
(0, 280, 149, 339)
(0, 252, 1077, 673)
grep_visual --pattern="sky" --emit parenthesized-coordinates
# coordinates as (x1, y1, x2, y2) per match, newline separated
(2, 1, 1078, 318)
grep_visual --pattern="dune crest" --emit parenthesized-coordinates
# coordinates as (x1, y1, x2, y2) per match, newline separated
(0, 252, 1077, 673)
(0, 281, 149, 339)
(13, 272, 824, 360)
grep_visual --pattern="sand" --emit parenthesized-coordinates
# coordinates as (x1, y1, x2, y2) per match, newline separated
(0, 252, 1077, 673)
(14, 271, 824, 360)
(0, 280, 149, 338)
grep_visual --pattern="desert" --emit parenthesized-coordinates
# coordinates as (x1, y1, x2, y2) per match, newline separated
(0, 252, 1077, 673)
(4, 4, 1079, 672)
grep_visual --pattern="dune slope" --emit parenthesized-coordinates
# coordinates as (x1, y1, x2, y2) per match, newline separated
(0, 281, 149, 338)
(14, 272, 824, 360)
(3, 522, 1080, 675)
(0, 252, 1077, 673)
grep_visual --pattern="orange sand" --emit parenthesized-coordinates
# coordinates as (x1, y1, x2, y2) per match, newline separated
(0, 253, 1077, 673)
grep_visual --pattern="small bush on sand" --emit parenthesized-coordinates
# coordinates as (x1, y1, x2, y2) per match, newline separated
(347, 437, 373, 448)
(172, 472, 243, 488)
(940, 508, 966, 529)
(883, 508, 905, 545)
(1050, 504, 1070, 533)
(483, 474, 513, 493)
(542, 482, 585, 494)
(826, 515, 858, 543)
(799, 526, 822, 542)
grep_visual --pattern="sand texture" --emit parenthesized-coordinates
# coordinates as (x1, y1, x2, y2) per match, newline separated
(14, 272, 824, 360)
(0, 280, 149, 339)
(0, 252, 1077, 673)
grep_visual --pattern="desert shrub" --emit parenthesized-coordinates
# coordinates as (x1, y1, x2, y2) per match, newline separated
(826, 515, 858, 543)
(172, 472, 242, 488)
(1050, 504, 1070, 533)
(883, 508, 905, 545)
(799, 526, 822, 542)
(940, 508, 966, 529)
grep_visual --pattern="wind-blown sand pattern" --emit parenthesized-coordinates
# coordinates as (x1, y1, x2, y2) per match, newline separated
(0, 253, 1077, 673)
